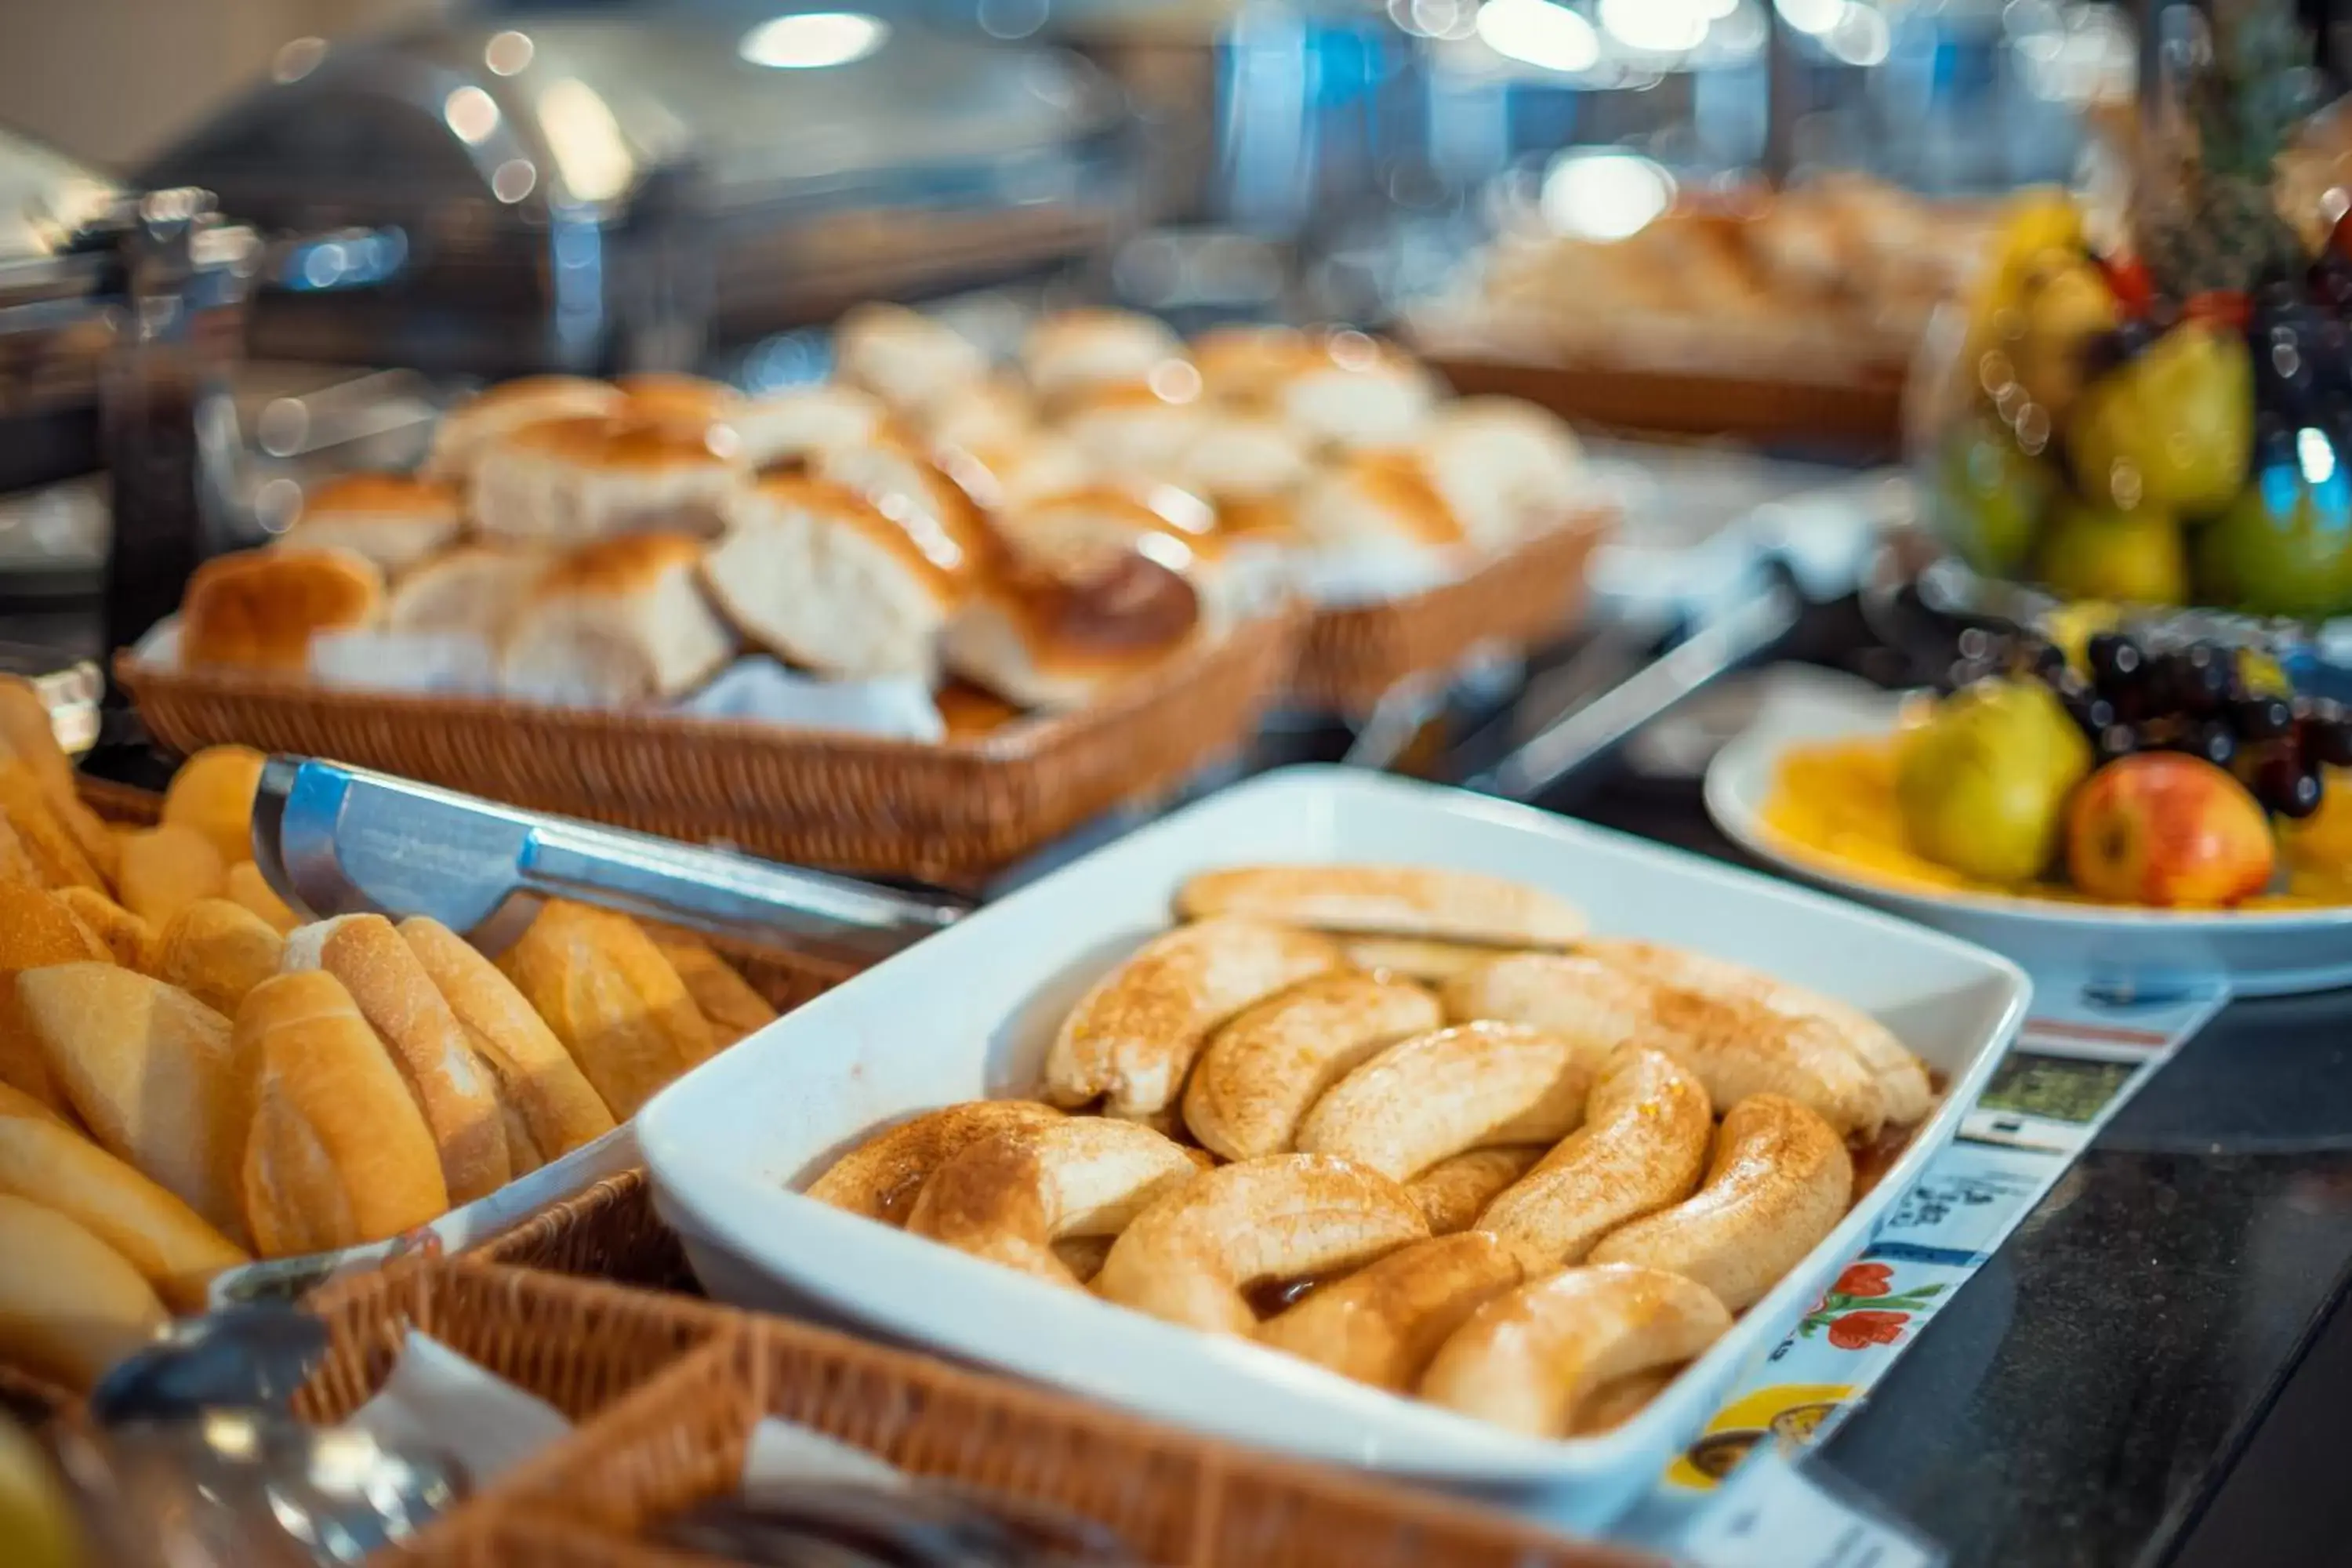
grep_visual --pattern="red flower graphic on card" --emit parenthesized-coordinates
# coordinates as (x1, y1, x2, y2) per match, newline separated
(1826, 1309, 1910, 1350)
(1835, 1263, 1893, 1298)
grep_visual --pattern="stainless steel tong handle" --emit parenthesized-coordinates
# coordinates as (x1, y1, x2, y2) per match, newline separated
(254, 757, 967, 966)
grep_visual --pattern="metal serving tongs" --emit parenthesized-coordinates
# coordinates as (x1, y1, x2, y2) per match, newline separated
(251, 757, 969, 964)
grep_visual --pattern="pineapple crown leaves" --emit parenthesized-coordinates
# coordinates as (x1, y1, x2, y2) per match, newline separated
(2190, 0, 2318, 180)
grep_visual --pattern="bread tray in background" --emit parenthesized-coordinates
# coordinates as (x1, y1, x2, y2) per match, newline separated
(116, 606, 1304, 884)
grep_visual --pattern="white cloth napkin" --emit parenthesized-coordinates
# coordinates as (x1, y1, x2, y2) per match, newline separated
(346, 1331, 572, 1486)
(310, 630, 503, 696)
(679, 657, 945, 742)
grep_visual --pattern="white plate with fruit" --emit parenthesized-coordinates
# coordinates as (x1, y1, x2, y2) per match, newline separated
(1704, 652, 2352, 997)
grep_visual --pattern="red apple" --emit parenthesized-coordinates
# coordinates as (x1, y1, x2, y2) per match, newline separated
(2067, 753, 2275, 907)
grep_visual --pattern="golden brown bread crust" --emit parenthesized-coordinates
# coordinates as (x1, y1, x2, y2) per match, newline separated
(619, 372, 741, 429)
(1094, 1153, 1429, 1336)
(114, 823, 228, 928)
(0, 886, 117, 1110)
(1180, 971, 1443, 1162)
(16, 963, 245, 1243)
(399, 916, 615, 1166)
(0, 1079, 78, 1131)
(0, 758, 107, 892)
(146, 898, 284, 1014)
(643, 927, 779, 1045)
(1044, 918, 1341, 1120)
(902, 1116, 1201, 1287)
(0, 1195, 167, 1391)
(1257, 1232, 1524, 1391)
(1341, 936, 1523, 983)
(505, 414, 735, 472)
(55, 889, 153, 970)
(0, 1113, 249, 1308)
(180, 546, 386, 672)
(1587, 1093, 1854, 1311)
(746, 474, 982, 598)
(285, 915, 510, 1204)
(0, 811, 35, 887)
(527, 532, 709, 601)
(495, 900, 716, 1120)
(1293, 1022, 1596, 1182)
(223, 862, 302, 935)
(1178, 865, 1586, 949)
(161, 746, 267, 866)
(1403, 1145, 1545, 1236)
(807, 1101, 1064, 1225)
(0, 677, 118, 882)
(298, 471, 463, 516)
(236, 971, 449, 1256)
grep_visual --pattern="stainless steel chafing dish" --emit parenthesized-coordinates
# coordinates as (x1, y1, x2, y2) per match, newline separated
(141, 9, 1136, 378)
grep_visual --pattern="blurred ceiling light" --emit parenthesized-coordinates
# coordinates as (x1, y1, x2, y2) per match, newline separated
(485, 31, 535, 76)
(738, 13, 888, 70)
(977, 0, 1049, 38)
(491, 158, 538, 203)
(1475, 0, 1600, 74)
(271, 37, 327, 84)
(1775, 0, 1846, 34)
(444, 85, 501, 145)
(1541, 151, 1673, 241)
(1392, 0, 1479, 41)
(538, 78, 635, 203)
(1824, 2, 1891, 65)
(1599, 0, 1709, 53)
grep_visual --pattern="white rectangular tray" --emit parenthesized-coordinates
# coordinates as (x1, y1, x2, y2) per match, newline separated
(638, 767, 2028, 1526)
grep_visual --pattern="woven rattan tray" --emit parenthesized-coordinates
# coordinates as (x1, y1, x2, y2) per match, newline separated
(376, 1262, 1653, 1568)
(118, 608, 1303, 882)
(1290, 510, 1610, 716)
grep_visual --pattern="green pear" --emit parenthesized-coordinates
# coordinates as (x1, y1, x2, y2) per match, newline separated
(2198, 462, 2352, 619)
(2013, 261, 2120, 419)
(2036, 495, 2187, 605)
(2065, 323, 2253, 515)
(1936, 415, 2054, 575)
(1896, 679, 2092, 884)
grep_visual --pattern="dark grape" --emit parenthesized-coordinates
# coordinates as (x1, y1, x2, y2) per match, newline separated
(1956, 626, 1998, 662)
(2188, 719, 2239, 768)
(2096, 723, 2140, 763)
(2087, 633, 2145, 692)
(2259, 754, 2326, 818)
(1944, 658, 1998, 692)
(2314, 318, 2352, 394)
(2161, 646, 2233, 717)
(2304, 696, 2352, 767)
(2065, 691, 2118, 736)
(2020, 640, 2069, 681)
(2318, 250, 2352, 315)
(2234, 694, 2296, 739)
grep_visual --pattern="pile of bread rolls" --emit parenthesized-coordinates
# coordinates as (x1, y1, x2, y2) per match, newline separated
(806, 863, 1934, 1439)
(161, 305, 1588, 723)
(0, 710, 777, 1392)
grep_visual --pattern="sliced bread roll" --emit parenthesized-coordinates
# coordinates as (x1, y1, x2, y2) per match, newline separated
(0, 885, 114, 1109)
(281, 473, 464, 577)
(383, 544, 549, 643)
(499, 534, 735, 707)
(0, 1115, 249, 1308)
(472, 416, 744, 544)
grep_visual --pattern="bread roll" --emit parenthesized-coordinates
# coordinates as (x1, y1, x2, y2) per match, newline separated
(643, 927, 778, 1045)
(0, 759, 107, 892)
(179, 546, 386, 673)
(1276, 331, 1437, 451)
(499, 534, 735, 707)
(428, 374, 624, 481)
(161, 746, 266, 866)
(16, 964, 244, 1240)
(383, 544, 549, 643)
(1190, 325, 1317, 408)
(0, 1079, 76, 1131)
(0, 885, 112, 1109)
(0, 1196, 165, 1391)
(1060, 379, 1208, 477)
(495, 900, 715, 1119)
(281, 916, 510, 1204)
(281, 473, 464, 576)
(0, 1115, 248, 1308)
(918, 375, 1033, 457)
(147, 899, 285, 1015)
(223, 862, 301, 935)
(398, 916, 615, 1166)
(618, 372, 741, 434)
(472, 416, 744, 545)
(0, 812, 36, 887)
(1417, 397, 1584, 548)
(1021, 309, 1185, 407)
(1294, 451, 1466, 554)
(833, 303, 988, 414)
(0, 676, 118, 882)
(55, 889, 154, 970)
(236, 971, 449, 1255)
(942, 551, 1201, 711)
(1179, 413, 1315, 507)
(702, 475, 978, 681)
(114, 823, 227, 927)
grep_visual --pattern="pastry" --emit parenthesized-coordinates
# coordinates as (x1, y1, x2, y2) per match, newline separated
(1094, 1152, 1428, 1335)
(1403, 1145, 1545, 1236)
(833, 303, 989, 416)
(1292, 454, 1465, 554)
(1257, 1231, 1523, 1392)
(1059, 380, 1208, 477)
(0, 885, 114, 1108)
(993, 485, 1219, 575)
(282, 915, 510, 1204)
(0, 1196, 167, 1391)
(1021, 309, 1185, 408)
(1341, 936, 1516, 983)
(1419, 1264, 1732, 1438)
(1573, 1367, 1680, 1435)
(147, 899, 285, 1015)
(807, 1100, 1063, 1225)
(281, 473, 465, 577)
(641, 927, 777, 1045)
(236, 971, 450, 1255)
(1294, 1022, 1595, 1181)
(1176, 865, 1585, 949)
(1043, 917, 1341, 1119)
(178, 546, 386, 673)
(383, 544, 550, 642)
(735, 383, 899, 470)
(52, 889, 150, 971)
(16, 963, 245, 1241)
(618, 372, 741, 434)
(470, 416, 743, 544)
(0, 811, 35, 887)
(0, 1114, 249, 1308)
(399, 916, 616, 1165)
(919, 375, 1035, 457)
(160, 745, 265, 866)
(0, 1080, 78, 1131)
(498, 534, 735, 706)
(223, 862, 301, 935)
(1177, 412, 1315, 508)
(1583, 939, 1933, 1127)
(1477, 1047, 1712, 1272)
(1588, 1094, 1853, 1311)
(1189, 325, 1317, 408)
(1051, 1233, 1113, 1283)
(702, 474, 978, 682)
(0, 759, 107, 893)
(113, 823, 227, 928)
(942, 550, 1205, 712)
(427, 375, 624, 481)
(1416, 397, 1584, 549)
(495, 899, 716, 1119)
(0, 677, 119, 881)
(903, 1116, 1201, 1287)
(1275, 332, 1436, 451)
(810, 437, 993, 559)
(1180, 971, 1443, 1162)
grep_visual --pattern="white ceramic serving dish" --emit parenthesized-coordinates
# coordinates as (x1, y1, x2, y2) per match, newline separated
(1705, 670, 2352, 998)
(640, 766, 2028, 1526)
